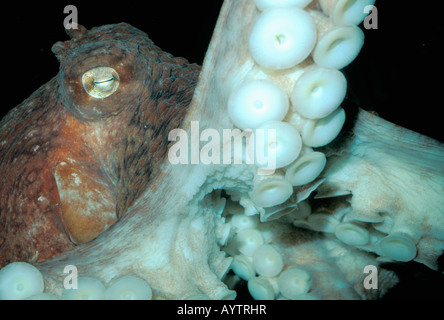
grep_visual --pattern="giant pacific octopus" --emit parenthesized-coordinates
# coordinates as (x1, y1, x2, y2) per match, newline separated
(0, 23, 200, 267)
(1, 0, 443, 300)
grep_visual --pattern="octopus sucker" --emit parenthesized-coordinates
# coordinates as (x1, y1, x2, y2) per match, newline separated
(0, 0, 443, 300)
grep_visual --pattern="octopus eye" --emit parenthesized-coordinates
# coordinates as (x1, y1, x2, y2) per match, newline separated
(82, 67, 120, 99)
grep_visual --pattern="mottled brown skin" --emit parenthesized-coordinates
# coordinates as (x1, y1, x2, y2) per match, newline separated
(0, 23, 200, 268)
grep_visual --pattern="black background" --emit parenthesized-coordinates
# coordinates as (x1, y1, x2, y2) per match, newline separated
(2, 1, 443, 299)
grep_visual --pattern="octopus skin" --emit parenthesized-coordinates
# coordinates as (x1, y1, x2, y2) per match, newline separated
(0, 23, 200, 266)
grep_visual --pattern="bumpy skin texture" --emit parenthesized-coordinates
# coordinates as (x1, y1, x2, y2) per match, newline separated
(0, 23, 200, 267)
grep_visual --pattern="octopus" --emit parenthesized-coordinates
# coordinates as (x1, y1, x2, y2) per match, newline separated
(0, 0, 443, 300)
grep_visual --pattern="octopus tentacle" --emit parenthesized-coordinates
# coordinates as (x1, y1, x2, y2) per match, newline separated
(1, 0, 443, 300)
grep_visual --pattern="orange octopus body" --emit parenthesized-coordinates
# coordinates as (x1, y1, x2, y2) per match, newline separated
(0, 23, 200, 268)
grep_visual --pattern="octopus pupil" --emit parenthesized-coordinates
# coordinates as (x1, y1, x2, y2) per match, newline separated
(82, 66, 120, 99)
(94, 77, 114, 85)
